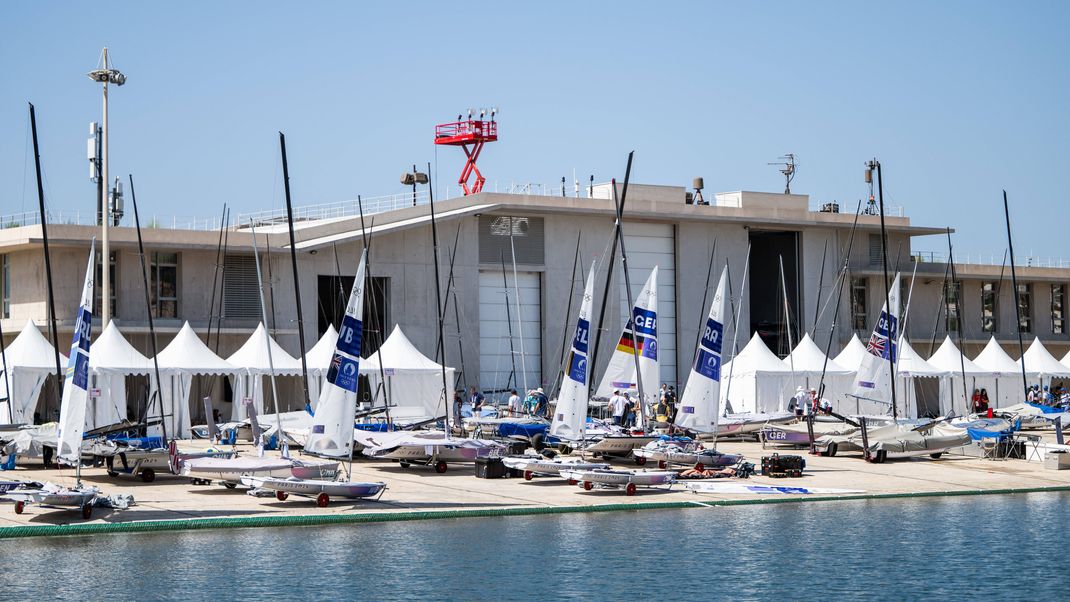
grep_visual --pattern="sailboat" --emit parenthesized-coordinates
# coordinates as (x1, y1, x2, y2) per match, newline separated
(242, 250, 385, 506)
(634, 266, 742, 469)
(502, 264, 610, 480)
(586, 267, 661, 457)
(5, 244, 103, 519)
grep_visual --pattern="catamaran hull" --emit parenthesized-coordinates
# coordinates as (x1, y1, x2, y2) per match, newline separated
(500, 456, 610, 478)
(241, 476, 385, 500)
(585, 436, 659, 456)
(632, 448, 741, 467)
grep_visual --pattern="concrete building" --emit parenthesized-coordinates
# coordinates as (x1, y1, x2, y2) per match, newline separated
(3, 183, 1068, 422)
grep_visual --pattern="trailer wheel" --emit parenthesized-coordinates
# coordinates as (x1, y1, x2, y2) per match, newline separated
(81, 504, 93, 520)
(435, 461, 448, 474)
(530, 433, 546, 452)
(567, 479, 577, 485)
(826, 443, 838, 457)
(658, 460, 667, 469)
(583, 481, 593, 491)
(399, 461, 410, 468)
(625, 483, 637, 496)
(223, 482, 237, 489)
(634, 456, 647, 466)
(276, 490, 289, 501)
(140, 468, 156, 483)
(523, 470, 534, 481)
(873, 450, 887, 464)
(316, 493, 330, 507)
(14, 501, 24, 514)
(929, 453, 943, 460)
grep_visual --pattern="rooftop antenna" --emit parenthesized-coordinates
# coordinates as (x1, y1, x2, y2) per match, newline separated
(768, 154, 797, 194)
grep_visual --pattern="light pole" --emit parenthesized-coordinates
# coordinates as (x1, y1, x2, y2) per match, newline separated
(87, 47, 126, 326)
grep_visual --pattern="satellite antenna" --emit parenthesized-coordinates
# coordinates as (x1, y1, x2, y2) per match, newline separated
(768, 153, 797, 194)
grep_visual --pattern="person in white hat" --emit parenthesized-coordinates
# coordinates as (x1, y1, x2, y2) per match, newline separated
(533, 387, 549, 418)
(790, 386, 807, 417)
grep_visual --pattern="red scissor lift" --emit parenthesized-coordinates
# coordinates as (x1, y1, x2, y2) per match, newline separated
(434, 119, 498, 195)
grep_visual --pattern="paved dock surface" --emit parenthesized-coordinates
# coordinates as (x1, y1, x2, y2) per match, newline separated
(2, 438, 1069, 536)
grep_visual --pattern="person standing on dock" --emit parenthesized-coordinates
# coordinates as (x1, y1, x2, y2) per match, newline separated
(507, 389, 521, 416)
(610, 390, 626, 426)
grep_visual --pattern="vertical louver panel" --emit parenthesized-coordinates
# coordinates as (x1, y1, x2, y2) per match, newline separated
(223, 255, 260, 320)
(478, 215, 545, 265)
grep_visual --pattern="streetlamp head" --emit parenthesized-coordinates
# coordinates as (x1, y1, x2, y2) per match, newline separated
(87, 68, 126, 86)
(401, 172, 429, 185)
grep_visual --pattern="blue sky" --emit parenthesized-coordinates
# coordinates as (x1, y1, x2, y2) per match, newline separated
(2, 1, 1067, 258)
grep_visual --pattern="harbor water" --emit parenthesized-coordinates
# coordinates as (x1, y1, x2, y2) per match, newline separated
(2, 492, 1067, 600)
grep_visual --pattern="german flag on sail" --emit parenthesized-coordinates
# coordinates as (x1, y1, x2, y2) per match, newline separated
(614, 327, 657, 360)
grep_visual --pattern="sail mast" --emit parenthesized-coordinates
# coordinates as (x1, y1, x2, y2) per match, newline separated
(551, 233, 583, 398)
(29, 103, 63, 404)
(427, 162, 451, 434)
(1003, 191, 1029, 401)
(249, 223, 286, 455)
(279, 132, 312, 412)
(722, 244, 752, 415)
(356, 196, 391, 425)
(499, 251, 519, 393)
(779, 256, 797, 389)
(870, 159, 898, 419)
(589, 156, 632, 398)
(509, 226, 529, 393)
(127, 175, 169, 445)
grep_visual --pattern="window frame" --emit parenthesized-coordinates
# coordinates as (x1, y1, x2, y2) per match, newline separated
(981, 281, 997, 334)
(850, 276, 868, 332)
(1017, 283, 1033, 334)
(150, 251, 180, 319)
(1052, 284, 1065, 335)
(1, 253, 9, 319)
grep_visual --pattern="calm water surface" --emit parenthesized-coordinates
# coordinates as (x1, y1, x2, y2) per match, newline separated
(2, 493, 1067, 600)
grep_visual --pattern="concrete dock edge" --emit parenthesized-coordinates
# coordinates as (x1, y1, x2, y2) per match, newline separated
(3, 484, 1068, 540)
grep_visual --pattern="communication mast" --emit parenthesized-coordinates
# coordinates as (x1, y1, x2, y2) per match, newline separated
(768, 153, 797, 194)
(435, 108, 498, 195)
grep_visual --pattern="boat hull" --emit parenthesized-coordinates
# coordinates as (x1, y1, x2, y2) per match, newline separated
(585, 435, 659, 455)
(241, 476, 385, 499)
(559, 468, 677, 487)
(501, 456, 610, 476)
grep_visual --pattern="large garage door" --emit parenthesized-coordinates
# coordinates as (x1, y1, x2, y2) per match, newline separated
(617, 223, 676, 387)
(479, 270, 541, 398)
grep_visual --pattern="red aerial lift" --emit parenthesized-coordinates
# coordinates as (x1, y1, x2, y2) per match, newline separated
(434, 110, 498, 195)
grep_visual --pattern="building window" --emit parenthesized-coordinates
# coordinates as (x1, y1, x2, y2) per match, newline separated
(151, 252, 179, 318)
(1052, 284, 1065, 335)
(944, 281, 960, 333)
(1, 254, 9, 319)
(94, 251, 117, 318)
(223, 255, 260, 320)
(981, 281, 997, 333)
(850, 277, 867, 331)
(1017, 283, 1032, 334)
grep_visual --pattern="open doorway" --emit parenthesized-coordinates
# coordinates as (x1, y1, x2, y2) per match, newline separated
(316, 275, 390, 353)
(748, 230, 801, 357)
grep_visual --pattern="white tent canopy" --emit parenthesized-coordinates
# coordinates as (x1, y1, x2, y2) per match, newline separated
(361, 325, 455, 422)
(1, 320, 67, 424)
(783, 333, 854, 406)
(156, 322, 238, 437)
(833, 334, 868, 372)
(720, 333, 794, 414)
(226, 323, 302, 421)
(1021, 337, 1070, 378)
(974, 337, 1031, 408)
(305, 324, 338, 410)
(927, 335, 997, 416)
(896, 338, 951, 418)
(87, 322, 154, 430)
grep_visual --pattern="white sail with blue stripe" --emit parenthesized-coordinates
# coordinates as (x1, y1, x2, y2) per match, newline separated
(305, 250, 367, 458)
(550, 262, 597, 441)
(595, 266, 659, 429)
(676, 266, 728, 433)
(56, 241, 95, 465)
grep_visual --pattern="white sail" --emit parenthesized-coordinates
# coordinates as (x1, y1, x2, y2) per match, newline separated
(305, 250, 367, 458)
(676, 266, 728, 433)
(851, 272, 901, 411)
(595, 266, 659, 427)
(550, 262, 597, 441)
(56, 242, 95, 465)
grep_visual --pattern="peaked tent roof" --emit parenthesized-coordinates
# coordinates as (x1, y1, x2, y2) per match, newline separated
(974, 337, 1029, 376)
(896, 338, 948, 377)
(927, 336, 990, 376)
(4, 319, 67, 371)
(1022, 337, 1070, 377)
(833, 334, 868, 371)
(226, 323, 302, 374)
(306, 324, 338, 374)
(362, 325, 453, 372)
(784, 333, 853, 375)
(156, 322, 238, 374)
(89, 322, 153, 373)
(723, 333, 792, 375)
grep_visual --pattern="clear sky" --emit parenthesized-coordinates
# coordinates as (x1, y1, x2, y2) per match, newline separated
(2, 1, 1067, 258)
